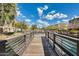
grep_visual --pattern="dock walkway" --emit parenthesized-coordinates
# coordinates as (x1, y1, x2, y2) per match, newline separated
(23, 33, 57, 56)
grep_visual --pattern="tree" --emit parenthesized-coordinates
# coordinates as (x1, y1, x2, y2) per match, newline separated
(20, 22, 28, 30)
(31, 24, 37, 30)
(0, 3, 16, 26)
(0, 3, 16, 33)
(46, 25, 58, 30)
(13, 21, 28, 31)
(4, 3, 16, 25)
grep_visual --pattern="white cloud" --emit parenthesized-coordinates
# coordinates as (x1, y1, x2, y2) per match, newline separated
(45, 12, 68, 20)
(16, 7, 22, 17)
(16, 10, 22, 17)
(37, 19, 43, 23)
(16, 7, 19, 11)
(37, 19, 49, 27)
(22, 15, 26, 18)
(62, 19, 70, 24)
(57, 13, 67, 18)
(70, 15, 79, 20)
(45, 14, 54, 20)
(16, 10, 26, 19)
(37, 5, 48, 17)
(57, 21, 61, 23)
(37, 8, 43, 16)
(16, 11, 21, 16)
(49, 10, 56, 14)
(43, 5, 48, 10)
(37, 24, 43, 28)
(62, 19, 69, 22)
(73, 15, 79, 18)
(25, 19, 31, 22)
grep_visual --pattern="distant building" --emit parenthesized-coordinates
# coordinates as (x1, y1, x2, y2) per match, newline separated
(0, 25, 15, 33)
(68, 17, 79, 29)
(57, 23, 68, 30)
(46, 23, 68, 30)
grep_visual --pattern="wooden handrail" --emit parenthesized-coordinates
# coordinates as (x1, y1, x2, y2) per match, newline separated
(0, 31, 34, 56)
(45, 30, 79, 56)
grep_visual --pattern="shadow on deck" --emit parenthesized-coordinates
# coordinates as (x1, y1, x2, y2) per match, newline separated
(41, 36, 58, 56)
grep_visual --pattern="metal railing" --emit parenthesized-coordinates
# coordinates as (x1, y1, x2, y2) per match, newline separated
(0, 31, 34, 56)
(45, 30, 79, 56)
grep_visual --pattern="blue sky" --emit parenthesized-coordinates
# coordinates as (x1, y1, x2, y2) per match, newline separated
(16, 3, 79, 28)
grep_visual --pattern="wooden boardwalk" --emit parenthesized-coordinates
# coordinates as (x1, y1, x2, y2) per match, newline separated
(23, 33, 44, 56)
(23, 33, 57, 56)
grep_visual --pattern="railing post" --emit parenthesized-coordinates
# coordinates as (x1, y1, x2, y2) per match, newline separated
(33, 31, 35, 38)
(0, 40, 6, 55)
(48, 32, 49, 38)
(77, 41, 79, 56)
(53, 33, 55, 50)
(24, 34, 26, 44)
(45, 30, 47, 38)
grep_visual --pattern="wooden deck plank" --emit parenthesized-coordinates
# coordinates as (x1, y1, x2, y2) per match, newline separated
(22, 33, 57, 56)
(22, 34, 44, 56)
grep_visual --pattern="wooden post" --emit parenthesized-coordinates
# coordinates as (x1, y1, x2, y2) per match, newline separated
(45, 30, 46, 38)
(46, 31, 47, 38)
(33, 31, 34, 38)
(24, 34, 26, 44)
(45, 30, 47, 38)
(53, 33, 55, 50)
(48, 32, 49, 38)
(77, 32, 79, 38)
(77, 40, 79, 56)
(0, 40, 6, 56)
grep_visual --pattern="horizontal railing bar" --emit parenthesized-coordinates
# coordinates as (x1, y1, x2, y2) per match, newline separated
(47, 30, 79, 41)
(55, 42, 74, 56)
(54, 33, 79, 41)
(45, 30, 79, 56)
(0, 31, 34, 56)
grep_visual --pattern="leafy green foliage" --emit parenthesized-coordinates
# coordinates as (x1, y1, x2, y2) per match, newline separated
(13, 21, 28, 30)
(46, 25, 58, 30)
(0, 3, 16, 26)
(31, 24, 37, 30)
(69, 29, 78, 33)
